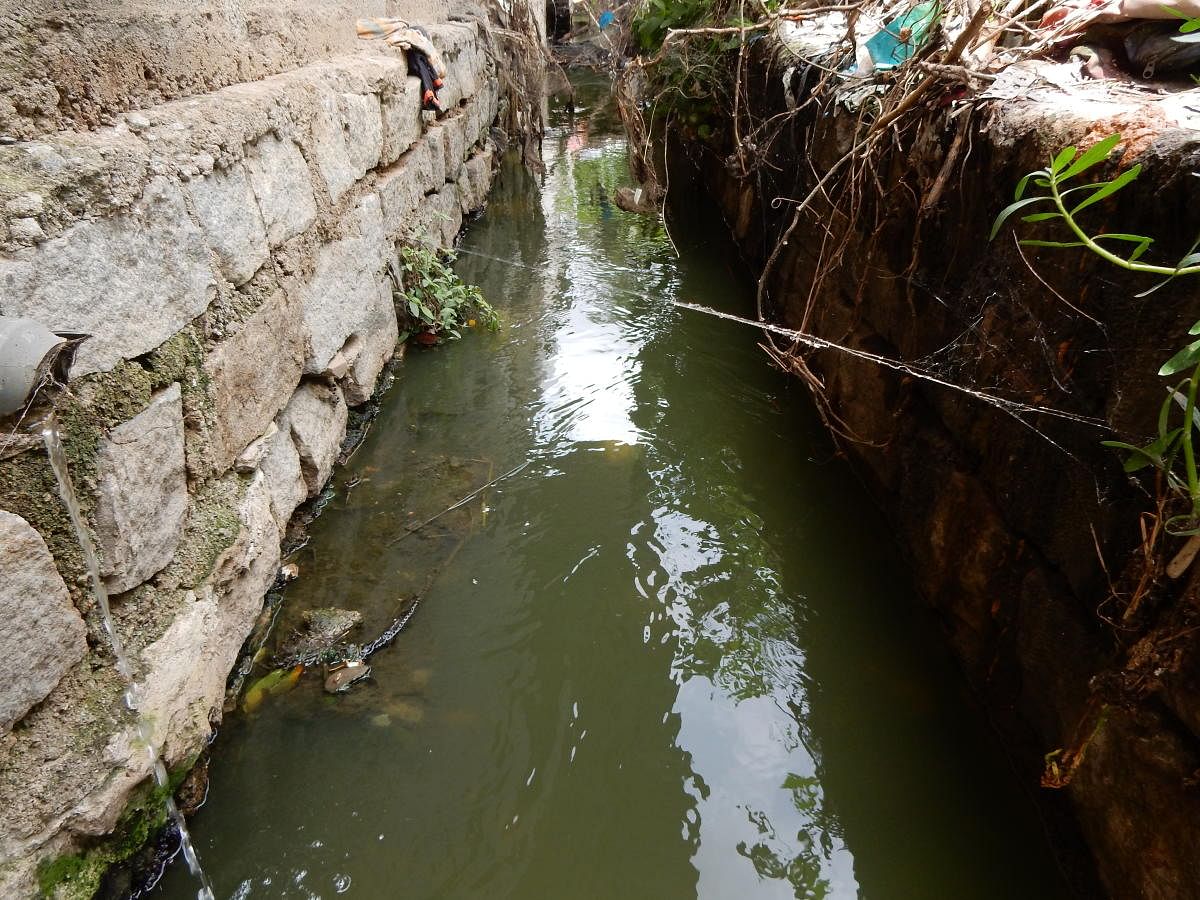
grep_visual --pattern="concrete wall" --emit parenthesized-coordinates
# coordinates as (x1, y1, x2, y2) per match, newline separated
(0, 9, 504, 896)
(0, 0, 457, 141)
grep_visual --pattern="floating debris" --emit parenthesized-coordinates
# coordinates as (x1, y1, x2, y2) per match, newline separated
(242, 665, 304, 713)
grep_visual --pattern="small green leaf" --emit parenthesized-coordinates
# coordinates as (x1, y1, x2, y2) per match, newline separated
(990, 196, 1054, 240)
(1059, 133, 1121, 181)
(1102, 431, 1181, 472)
(1164, 513, 1200, 536)
(1099, 440, 1159, 473)
(1187, 320, 1200, 335)
(1159, 338, 1200, 376)
(1021, 212, 1063, 223)
(1019, 240, 1085, 248)
(1124, 454, 1158, 473)
(1159, 387, 1179, 435)
(1144, 427, 1182, 458)
(1135, 276, 1178, 298)
(1092, 232, 1154, 261)
(1071, 164, 1142, 215)
(1093, 232, 1154, 243)
(1051, 146, 1077, 174)
(1170, 387, 1200, 430)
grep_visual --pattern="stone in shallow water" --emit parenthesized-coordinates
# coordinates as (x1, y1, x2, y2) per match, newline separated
(276, 607, 363, 664)
(0, 510, 87, 733)
(387, 698, 425, 725)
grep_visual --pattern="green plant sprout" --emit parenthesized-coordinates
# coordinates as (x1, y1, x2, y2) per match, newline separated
(392, 245, 500, 345)
(990, 133, 1200, 290)
(992, 133, 1200, 534)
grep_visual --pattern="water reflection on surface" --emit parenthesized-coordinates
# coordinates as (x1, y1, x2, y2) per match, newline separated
(155, 76, 1069, 899)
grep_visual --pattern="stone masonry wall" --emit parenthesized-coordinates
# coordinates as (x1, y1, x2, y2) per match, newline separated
(0, 10, 504, 895)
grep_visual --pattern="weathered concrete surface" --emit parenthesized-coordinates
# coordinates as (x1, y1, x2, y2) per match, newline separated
(297, 193, 393, 376)
(381, 77, 426, 164)
(137, 473, 280, 763)
(14, 472, 282, 882)
(0, 512, 87, 733)
(378, 152, 429, 236)
(0, 178, 216, 376)
(344, 278, 402, 406)
(311, 92, 384, 202)
(0, 4, 510, 892)
(94, 384, 188, 595)
(244, 135, 319, 247)
(682, 44, 1200, 899)
(186, 162, 270, 286)
(426, 184, 465, 248)
(0, 0, 414, 141)
(199, 288, 307, 478)
(280, 382, 350, 497)
(259, 423, 309, 528)
(460, 146, 495, 213)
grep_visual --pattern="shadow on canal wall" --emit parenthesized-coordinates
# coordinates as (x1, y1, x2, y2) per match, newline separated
(0, 2, 545, 894)
(665, 43, 1200, 900)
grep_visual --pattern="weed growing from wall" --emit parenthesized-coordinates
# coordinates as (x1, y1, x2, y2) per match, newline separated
(992, 133, 1200, 535)
(994, 132, 1200, 789)
(392, 246, 500, 346)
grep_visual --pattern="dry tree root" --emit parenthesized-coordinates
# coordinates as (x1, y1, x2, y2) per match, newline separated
(617, 0, 1087, 449)
(482, 0, 550, 172)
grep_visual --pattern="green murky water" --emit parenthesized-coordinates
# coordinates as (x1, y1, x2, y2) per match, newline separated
(155, 78, 1068, 900)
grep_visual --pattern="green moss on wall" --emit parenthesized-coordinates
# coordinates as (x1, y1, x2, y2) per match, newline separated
(34, 763, 195, 899)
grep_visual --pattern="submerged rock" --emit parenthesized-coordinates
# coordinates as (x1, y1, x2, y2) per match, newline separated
(275, 607, 363, 666)
(324, 660, 371, 694)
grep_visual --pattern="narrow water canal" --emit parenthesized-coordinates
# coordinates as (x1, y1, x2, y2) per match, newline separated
(156, 77, 1068, 900)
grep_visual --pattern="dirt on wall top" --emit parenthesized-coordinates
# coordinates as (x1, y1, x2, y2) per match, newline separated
(0, 0, 451, 140)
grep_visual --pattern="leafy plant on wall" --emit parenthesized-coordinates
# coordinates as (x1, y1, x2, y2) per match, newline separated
(391, 245, 500, 346)
(992, 133, 1200, 536)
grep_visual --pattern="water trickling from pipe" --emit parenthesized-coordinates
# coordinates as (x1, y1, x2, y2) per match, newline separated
(41, 416, 216, 900)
